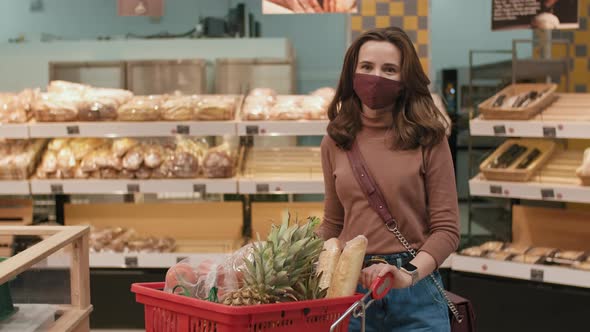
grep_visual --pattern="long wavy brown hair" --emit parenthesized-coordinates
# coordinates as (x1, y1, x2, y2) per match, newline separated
(327, 27, 448, 150)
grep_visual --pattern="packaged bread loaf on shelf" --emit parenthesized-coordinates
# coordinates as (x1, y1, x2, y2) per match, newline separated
(242, 96, 272, 120)
(78, 90, 126, 121)
(249, 88, 277, 102)
(117, 95, 163, 121)
(202, 142, 234, 178)
(33, 92, 82, 122)
(301, 95, 328, 120)
(89, 226, 176, 253)
(161, 95, 199, 121)
(0, 90, 37, 124)
(169, 137, 205, 178)
(47, 80, 89, 95)
(0, 139, 47, 179)
(195, 95, 237, 121)
(576, 148, 590, 186)
(270, 96, 306, 120)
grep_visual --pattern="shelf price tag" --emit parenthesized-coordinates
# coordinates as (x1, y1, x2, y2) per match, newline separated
(127, 184, 140, 193)
(193, 184, 206, 196)
(256, 183, 270, 193)
(246, 125, 260, 135)
(125, 256, 138, 267)
(542, 127, 557, 138)
(489, 185, 502, 195)
(176, 125, 190, 135)
(541, 188, 555, 199)
(66, 125, 80, 135)
(50, 184, 64, 194)
(530, 268, 544, 282)
(176, 256, 188, 263)
(493, 125, 506, 135)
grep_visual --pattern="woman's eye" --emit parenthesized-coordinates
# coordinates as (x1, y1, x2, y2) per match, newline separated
(361, 65, 371, 70)
(385, 67, 396, 73)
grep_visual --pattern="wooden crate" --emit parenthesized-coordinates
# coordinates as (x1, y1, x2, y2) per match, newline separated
(251, 202, 324, 237)
(0, 200, 33, 257)
(0, 225, 92, 331)
(479, 83, 557, 120)
(480, 139, 556, 182)
(64, 202, 244, 253)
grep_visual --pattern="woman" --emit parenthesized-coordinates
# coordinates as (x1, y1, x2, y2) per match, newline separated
(316, 27, 460, 331)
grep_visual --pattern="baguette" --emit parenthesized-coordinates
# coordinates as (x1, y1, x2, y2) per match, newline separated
(317, 238, 343, 291)
(327, 235, 368, 298)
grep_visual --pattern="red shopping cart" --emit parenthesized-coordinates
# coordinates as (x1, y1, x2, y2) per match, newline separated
(131, 272, 394, 332)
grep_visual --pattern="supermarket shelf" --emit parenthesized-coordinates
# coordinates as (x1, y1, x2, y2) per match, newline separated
(0, 123, 29, 139)
(237, 120, 328, 136)
(0, 180, 30, 195)
(470, 93, 590, 138)
(469, 116, 590, 139)
(452, 255, 590, 289)
(39, 252, 229, 269)
(239, 178, 324, 194)
(29, 178, 238, 195)
(469, 174, 590, 203)
(28, 121, 237, 138)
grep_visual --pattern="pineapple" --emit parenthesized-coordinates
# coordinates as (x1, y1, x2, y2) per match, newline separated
(223, 215, 326, 306)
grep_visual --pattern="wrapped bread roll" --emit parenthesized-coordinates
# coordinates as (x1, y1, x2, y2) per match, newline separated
(117, 96, 162, 121)
(47, 80, 88, 94)
(460, 247, 486, 257)
(301, 96, 328, 120)
(48, 138, 70, 152)
(33, 93, 81, 122)
(161, 95, 198, 121)
(195, 95, 236, 121)
(243, 98, 271, 121)
(144, 144, 164, 168)
(78, 98, 118, 121)
(249, 88, 277, 101)
(112, 138, 139, 158)
(479, 241, 504, 251)
(318, 238, 343, 291)
(327, 235, 368, 298)
(56, 147, 76, 171)
(202, 143, 234, 178)
(122, 146, 144, 171)
(170, 151, 199, 178)
(576, 148, 590, 177)
(270, 96, 305, 120)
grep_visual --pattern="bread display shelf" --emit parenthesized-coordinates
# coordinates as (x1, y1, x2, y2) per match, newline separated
(38, 252, 229, 269)
(478, 83, 558, 120)
(29, 178, 238, 195)
(470, 150, 589, 203)
(239, 147, 323, 193)
(28, 120, 238, 138)
(0, 123, 29, 139)
(452, 255, 590, 289)
(237, 120, 328, 136)
(470, 93, 590, 138)
(0, 180, 30, 195)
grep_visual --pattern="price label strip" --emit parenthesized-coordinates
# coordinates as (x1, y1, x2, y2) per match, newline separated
(127, 184, 140, 193)
(530, 268, 544, 282)
(493, 125, 506, 135)
(256, 183, 270, 193)
(542, 126, 557, 138)
(176, 125, 190, 135)
(246, 125, 260, 135)
(541, 188, 555, 199)
(489, 185, 502, 195)
(125, 256, 138, 268)
(66, 125, 80, 135)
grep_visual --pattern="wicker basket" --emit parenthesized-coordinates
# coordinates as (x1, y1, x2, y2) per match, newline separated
(480, 139, 556, 182)
(479, 83, 558, 120)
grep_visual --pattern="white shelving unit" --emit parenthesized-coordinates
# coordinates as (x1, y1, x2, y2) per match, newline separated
(28, 121, 237, 138)
(29, 178, 238, 195)
(469, 116, 590, 139)
(0, 180, 30, 195)
(238, 178, 324, 194)
(452, 255, 590, 289)
(0, 123, 29, 139)
(469, 174, 590, 204)
(39, 252, 229, 269)
(237, 120, 328, 136)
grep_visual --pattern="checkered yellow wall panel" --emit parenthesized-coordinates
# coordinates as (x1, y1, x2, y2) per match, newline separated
(550, 0, 590, 92)
(351, 0, 430, 74)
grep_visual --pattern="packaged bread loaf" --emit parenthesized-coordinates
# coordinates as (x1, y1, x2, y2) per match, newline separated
(249, 88, 277, 102)
(317, 238, 343, 291)
(78, 98, 119, 121)
(242, 97, 271, 120)
(161, 95, 199, 121)
(460, 246, 486, 257)
(0, 139, 46, 180)
(144, 143, 164, 168)
(301, 96, 328, 120)
(47, 80, 88, 95)
(122, 145, 144, 171)
(0, 93, 27, 123)
(310, 87, 336, 101)
(117, 96, 162, 121)
(327, 235, 368, 298)
(195, 95, 236, 121)
(479, 241, 504, 252)
(33, 93, 80, 122)
(202, 143, 234, 178)
(112, 138, 139, 158)
(270, 96, 305, 120)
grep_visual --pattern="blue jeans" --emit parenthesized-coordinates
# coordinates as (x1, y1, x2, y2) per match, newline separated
(348, 252, 450, 332)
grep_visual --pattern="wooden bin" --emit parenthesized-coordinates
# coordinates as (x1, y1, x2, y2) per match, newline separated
(64, 202, 244, 253)
(0, 200, 33, 257)
(479, 83, 558, 120)
(480, 139, 556, 182)
(0, 225, 92, 331)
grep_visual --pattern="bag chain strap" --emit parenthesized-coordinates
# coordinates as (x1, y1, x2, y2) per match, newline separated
(386, 222, 463, 323)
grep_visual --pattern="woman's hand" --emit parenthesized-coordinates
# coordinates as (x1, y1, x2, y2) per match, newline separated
(360, 263, 413, 290)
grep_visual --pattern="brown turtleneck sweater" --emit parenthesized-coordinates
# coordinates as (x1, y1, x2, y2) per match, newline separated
(317, 111, 460, 266)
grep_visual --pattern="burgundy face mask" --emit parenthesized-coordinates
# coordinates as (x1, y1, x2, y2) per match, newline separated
(353, 73, 403, 110)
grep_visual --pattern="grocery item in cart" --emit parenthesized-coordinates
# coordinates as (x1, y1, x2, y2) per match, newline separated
(327, 235, 368, 298)
(117, 95, 163, 121)
(318, 238, 343, 290)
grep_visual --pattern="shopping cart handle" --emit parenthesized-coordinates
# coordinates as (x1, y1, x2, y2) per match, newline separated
(370, 272, 394, 300)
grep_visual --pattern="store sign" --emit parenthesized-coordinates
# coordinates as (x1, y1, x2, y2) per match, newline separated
(492, 0, 579, 30)
(262, 0, 358, 14)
